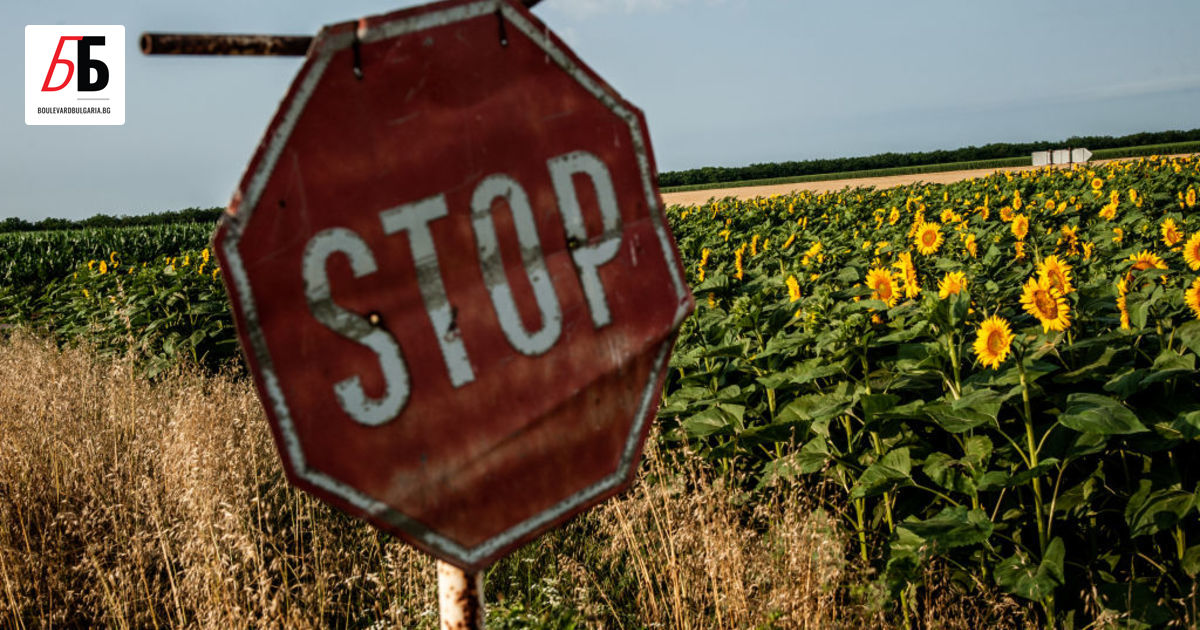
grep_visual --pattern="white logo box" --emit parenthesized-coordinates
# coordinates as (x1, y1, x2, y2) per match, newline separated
(25, 25, 125, 126)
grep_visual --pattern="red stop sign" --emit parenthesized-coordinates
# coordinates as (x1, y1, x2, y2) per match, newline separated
(214, 0, 693, 571)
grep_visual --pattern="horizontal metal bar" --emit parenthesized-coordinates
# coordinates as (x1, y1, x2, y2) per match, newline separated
(140, 33, 312, 56)
(141, 0, 545, 56)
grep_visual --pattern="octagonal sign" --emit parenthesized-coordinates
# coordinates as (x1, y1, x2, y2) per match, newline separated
(214, 0, 693, 571)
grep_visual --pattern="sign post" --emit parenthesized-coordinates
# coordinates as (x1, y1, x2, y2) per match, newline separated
(146, 1, 692, 626)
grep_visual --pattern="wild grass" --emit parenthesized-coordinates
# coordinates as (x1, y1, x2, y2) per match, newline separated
(0, 331, 1031, 628)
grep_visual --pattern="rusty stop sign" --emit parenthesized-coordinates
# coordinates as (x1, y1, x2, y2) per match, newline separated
(213, 0, 693, 571)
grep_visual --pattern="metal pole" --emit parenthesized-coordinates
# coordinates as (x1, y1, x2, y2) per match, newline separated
(140, 33, 313, 56)
(437, 561, 485, 629)
(141, 0, 547, 56)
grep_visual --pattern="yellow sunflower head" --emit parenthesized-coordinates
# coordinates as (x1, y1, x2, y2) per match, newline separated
(1187, 188, 1197, 208)
(937, 271, 967, 299)
(1110, 189, 1121, 206)
(1128, 250, 1167, 273)
(1113, 227, 1125, 244)
(1161, 218, 1184, 248)
(999, 206, 1015, 222)
(1020, 276, 1071, 333)
(866, 266, 899, 307)
(786, 275, 801, 303)
(1091, 177, 1104, 191)
(1186, 277, 1200, 320)
(973, 315, 1015, 370)
(1038, 255, 1075, 295)
(1184, 233, 1200, 271)
(1116, 277, 1131, 330)
(914, 222, 944, 256)
(1011, 214, 1029, 240)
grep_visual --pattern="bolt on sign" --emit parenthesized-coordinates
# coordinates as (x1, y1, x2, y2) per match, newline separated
(213, 0, 693, 572)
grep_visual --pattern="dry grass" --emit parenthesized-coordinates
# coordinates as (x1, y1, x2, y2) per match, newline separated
(0, 332, 1033, 628)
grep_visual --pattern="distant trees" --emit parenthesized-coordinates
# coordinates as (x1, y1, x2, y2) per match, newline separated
(0, 207, 224, 234)
(657, 128, 1200, 187)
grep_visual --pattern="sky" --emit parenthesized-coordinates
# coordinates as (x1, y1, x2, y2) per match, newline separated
(3, 0, 1200, 221)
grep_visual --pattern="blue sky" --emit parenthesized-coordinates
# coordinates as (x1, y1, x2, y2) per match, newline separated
(3, 0, 1200, 220)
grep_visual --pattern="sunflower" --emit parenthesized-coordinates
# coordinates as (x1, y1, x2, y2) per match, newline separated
(1038, 255, 1075, 295)
(1187, 277, 1200, 320)
(1113, 227, 1124, 244)
(734, 243, 747, 280)
(973, 315, 1015, 370)
(1011, 214, 1029, 241)
(1110, 189, 1121, 206)
(1091, 177, 1104, 191)
(914, 222, 944, 255)
(1099, 203, 1117, 221)
(1116, 277, 1131, 330)
(893, 252, 921, 298)
(866, 266, 899, 307)
(1128, 250, 1167, 272)
(999, 206, 1015, 222)
(1020, 276, 1071, 332)
(1015, 241, 1026, 260)
(785, 274, 801, 302)
(963, 233, 978, 258)
(1187, 188, 1197, 208)
(1184, 233, 1200, 271)
(937, 271, 967, 299)
(1161, 218, 1184, 248)
(1045, 199, 1056, 212)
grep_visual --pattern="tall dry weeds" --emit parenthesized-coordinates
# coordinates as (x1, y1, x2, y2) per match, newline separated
(0, 332, 1033, 628)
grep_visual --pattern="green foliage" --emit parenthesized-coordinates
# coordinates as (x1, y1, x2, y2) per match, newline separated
(1, 244, 235, 374)
(0, 223, 211, 287)
(662, 155, 1200, 625)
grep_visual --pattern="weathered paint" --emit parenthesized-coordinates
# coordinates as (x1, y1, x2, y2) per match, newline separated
(437, 561, 484, 629)
(213, 0, 693, 572)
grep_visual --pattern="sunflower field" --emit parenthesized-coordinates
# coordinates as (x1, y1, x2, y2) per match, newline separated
(3, 156, 1200, 625)
(663, 155, 1200, 626)
(0, 241, 234, 376)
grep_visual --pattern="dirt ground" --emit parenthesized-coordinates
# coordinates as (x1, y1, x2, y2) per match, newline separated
(660, 154, 1198, 207)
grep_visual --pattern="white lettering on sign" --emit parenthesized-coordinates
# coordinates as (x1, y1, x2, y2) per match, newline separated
(548, 151, 621, 328)
(379, 194, 477, 388)
(470, 173, 563, 356)
(302, 228, 411, 425)
(302, 150, 624, 426)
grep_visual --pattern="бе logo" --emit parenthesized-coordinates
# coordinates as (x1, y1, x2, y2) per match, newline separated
(25, 25, 125, 125)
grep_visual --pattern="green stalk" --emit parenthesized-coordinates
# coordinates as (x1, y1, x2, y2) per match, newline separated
(853, 498, 870, 565)
(1018, 359, 1048, 556)
(947, 330, 962, 400)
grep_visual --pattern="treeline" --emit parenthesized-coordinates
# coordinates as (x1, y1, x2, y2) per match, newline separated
(658, 128, 1200, 187)
(0, 207, 223, 234)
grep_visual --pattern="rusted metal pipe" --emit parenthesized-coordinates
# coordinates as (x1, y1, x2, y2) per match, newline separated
(437, 561, 484, 629)
(140, 32, 313, 56)
(141, 0, 546, 56)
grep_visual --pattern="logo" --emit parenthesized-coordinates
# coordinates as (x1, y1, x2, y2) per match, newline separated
(26, 25, 125, 125)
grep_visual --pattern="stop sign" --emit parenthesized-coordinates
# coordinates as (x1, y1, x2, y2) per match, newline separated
(214, 0, 693, 571)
